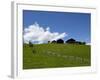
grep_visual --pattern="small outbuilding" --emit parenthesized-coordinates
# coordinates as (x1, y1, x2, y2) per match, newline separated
(66, 38, 76, 44)
(57, 39, 64, 44)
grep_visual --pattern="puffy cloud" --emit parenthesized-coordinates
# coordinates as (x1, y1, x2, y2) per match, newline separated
(24, 22, 67, 44)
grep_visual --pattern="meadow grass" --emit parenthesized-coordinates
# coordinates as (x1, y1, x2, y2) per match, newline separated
(23, 44, 91, 69)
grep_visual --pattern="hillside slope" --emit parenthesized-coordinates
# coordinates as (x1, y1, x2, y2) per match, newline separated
(23, 44, 91, 69)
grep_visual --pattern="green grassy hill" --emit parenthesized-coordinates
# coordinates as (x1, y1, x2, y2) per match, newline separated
(23, 44, 91, 69)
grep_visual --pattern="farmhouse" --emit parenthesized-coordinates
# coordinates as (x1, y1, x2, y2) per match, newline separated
(66, 38, 86, 45)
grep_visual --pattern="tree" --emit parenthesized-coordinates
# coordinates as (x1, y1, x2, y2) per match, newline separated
(29, 41, 33, 47)
(75, 41, 82, 45)
(57, 39, 64, 44)
(66, 38, 76, 44)
(48, 41, 50, 43)
(75, 41, 86, 45)
(82, 42, 86, 45)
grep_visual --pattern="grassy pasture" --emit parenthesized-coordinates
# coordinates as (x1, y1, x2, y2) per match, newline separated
(23, 44, 91, 69)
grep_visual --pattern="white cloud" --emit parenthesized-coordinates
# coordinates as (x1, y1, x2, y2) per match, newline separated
(86, 43, 91, 45)
(24, 22, 67, 44)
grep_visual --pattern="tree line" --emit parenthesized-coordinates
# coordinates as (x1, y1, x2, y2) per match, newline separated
(28, 38, 86, 47)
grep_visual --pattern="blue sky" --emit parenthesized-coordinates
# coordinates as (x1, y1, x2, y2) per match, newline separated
(23, 10, 91, 43)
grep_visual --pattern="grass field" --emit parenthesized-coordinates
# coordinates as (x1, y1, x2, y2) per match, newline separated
(23, 44, 91, 69)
